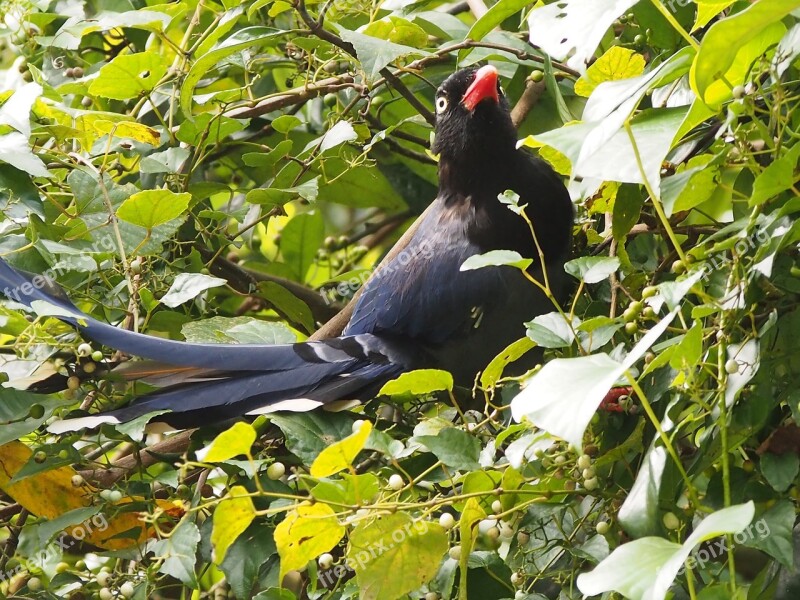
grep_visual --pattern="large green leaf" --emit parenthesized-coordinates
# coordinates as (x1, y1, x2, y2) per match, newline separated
(88, 51, 170, 100)
(578, 503, 755, 600)
(691, 0, 799, 105)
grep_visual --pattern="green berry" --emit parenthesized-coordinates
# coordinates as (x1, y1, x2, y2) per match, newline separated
(77, 343, 93, 357)
(34, 450, 47, 463)
(662, 512, 680, 530)
(323, 93, 337, 107)
(439, 513, 455, 530)
(732, 85, 746, 99)
(529, 69, 544, 83)
(55, 562, 70, 573)
(625, 321, 639, 335)
(671, 259, 686, 274)
(120, 582, 136, 598)
(642, 285, 657, 299)
(595, 521, 610, 535)
(91, 350, 104, 362)
(725, 359, 740, 374)
(28, 404, 45, 419)
(27, 576, 42, 591)
(67, 375, 81, 390)
(267, 462, 286, 480)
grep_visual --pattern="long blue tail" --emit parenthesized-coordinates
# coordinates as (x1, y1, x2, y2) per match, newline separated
(0, 258, 407, 430)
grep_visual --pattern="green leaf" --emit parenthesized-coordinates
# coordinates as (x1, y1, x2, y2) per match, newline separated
(564, 256, 620, 283)
(226, 321, 297, 345)
(88, 51, 169, 100)
(116, 190, 191, 229)
(280, 211, 325, 281)
(575, 46, 646, 97)
(161, 273, 227, 308)
(526, 312, 577, 349)
(339, 28, 430, 82)
(271, 115, 302, 134)
(204, 422, 257, 462)
(480, 336, 537, 389)
(750, 144, 800, 206)
(414, 428, 481, 471)
(578, 503, 755, 600)
(617, 432, 668, 538)
(243, 139, 293, 170)
(346, 512, 448, 600)
(140, 148, 191, 174)
(363, 17, 429, 47)
(511, 309, 678, 450)
(528, 0, 639, 73)
(51, 10, 171, 50)
(18, 506, 101, 556)
(460, 250, 532, 271)
(379, 369, 454, 396)
(538, 106, 689, 189)
(760, 453, 800, 492)
(220, 523, 277, 600)
(275, 502, 345, 580)
(311, 473, 380, 506)
(0, 132, 50, 177)
(459, 0, 531, 61)
(180, 27, 284, 117)
(151, 520, 201, 588)
(212, 486, 257, 564)
(320, 121, 358, 152)
(612, 184, 643, 241)
(271, 412, 357, 464)
(310, 420, 372, 478)
(690, 1, 798, 105)
(744, 500, 795, 568)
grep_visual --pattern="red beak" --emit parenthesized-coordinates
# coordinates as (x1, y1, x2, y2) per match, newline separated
(461, 65, 499, 112)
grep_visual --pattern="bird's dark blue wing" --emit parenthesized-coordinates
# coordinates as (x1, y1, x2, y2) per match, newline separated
(344, 199, 502, 344)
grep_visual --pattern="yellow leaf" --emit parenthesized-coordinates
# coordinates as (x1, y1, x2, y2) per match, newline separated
(574, 46, 646, 97)
(204, 422, 257, 462)
(458, 498, 486, 594)
(346, 513, 448, 600)
(93, 119, 160, 146)
(693, 0, 735, 32)
(519, 135, 572, 176)
(275, 503, 345, 580)
(211, 486, 256, 564)
(0, 441, 178, 549)
(310, 420, 372, 478)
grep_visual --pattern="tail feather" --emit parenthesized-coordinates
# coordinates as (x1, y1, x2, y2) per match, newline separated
(1, 258, 373, 372)
(2, 258, 411, 431)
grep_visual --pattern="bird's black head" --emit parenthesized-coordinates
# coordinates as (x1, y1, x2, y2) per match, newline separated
(431, 66, 518, 170)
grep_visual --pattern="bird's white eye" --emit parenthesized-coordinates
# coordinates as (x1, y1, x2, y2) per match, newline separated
(435, 96, 448, 114)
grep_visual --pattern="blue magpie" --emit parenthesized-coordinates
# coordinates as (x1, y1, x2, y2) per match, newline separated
(0, 65, 573, 431)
